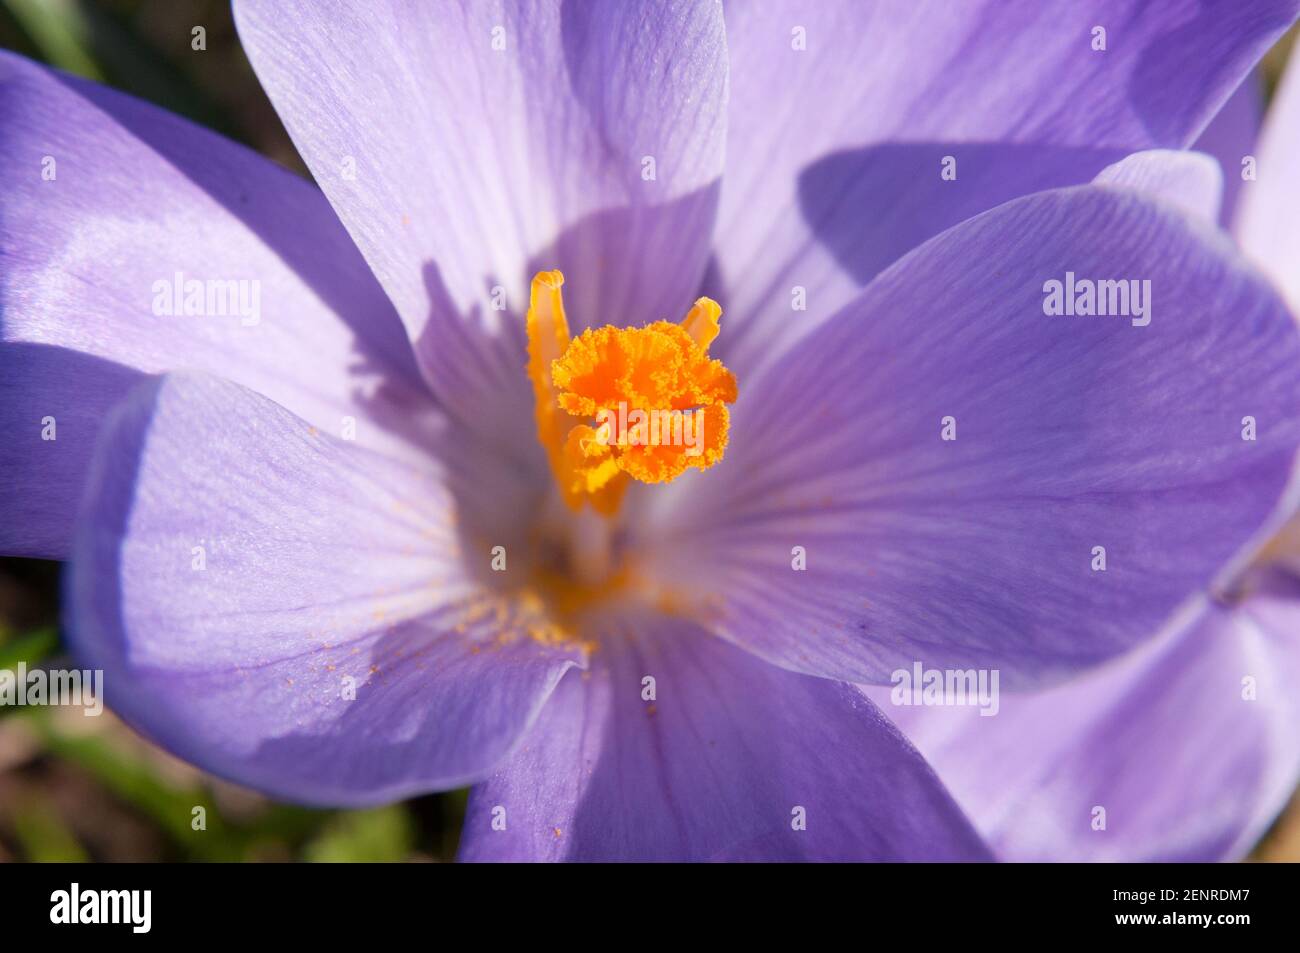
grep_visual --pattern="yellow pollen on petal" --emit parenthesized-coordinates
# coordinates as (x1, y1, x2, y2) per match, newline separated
(524, 271, 737, 513)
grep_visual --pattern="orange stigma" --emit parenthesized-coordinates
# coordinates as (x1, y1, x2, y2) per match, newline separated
(525, 271, 737, 514)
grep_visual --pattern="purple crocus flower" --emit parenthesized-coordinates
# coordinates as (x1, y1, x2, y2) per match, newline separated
(3, 1, 1300, 862)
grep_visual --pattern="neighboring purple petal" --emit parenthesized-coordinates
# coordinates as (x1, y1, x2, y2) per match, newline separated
(873, 571, 1300, 861)
(1093, 149, 1222, 222)
(714, 0, 1299, 378)
(1191, 73, 1263, 228)
(234, 0, 727, 446)
(457, 609, 991, 861)
(637, 186, 1300, 685)
(0, 51, 435, 559)
(69, 373, 580, 804)
(1236, 54, 1300, 314)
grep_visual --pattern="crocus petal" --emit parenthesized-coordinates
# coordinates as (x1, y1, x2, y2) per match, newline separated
(1236, 53, 1300, 314)
(715, 0, 1299, 378)
(234, 0, 727, 442)
(873, 571, 1300, 861)
(638, 186, 1300, 686)
(1191, 74, 1262, 228)
(0, 51, 435, 559)
(457, 609, 991, 861)
(1093, 149, 1222, 222)
(69, 373, 579, 804)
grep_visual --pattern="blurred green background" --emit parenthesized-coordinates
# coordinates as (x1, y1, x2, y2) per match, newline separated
(0, 0, 1297, 863)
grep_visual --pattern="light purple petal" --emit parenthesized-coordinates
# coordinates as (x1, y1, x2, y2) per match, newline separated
(69, 373, 579, 804)
(0, 51, 435, 559)
(457, 609, 991, 861)
(1236, 54, 1300, 314)
(873, 571, 1300, 861)
(1192, 73, 1263, 228)
(715, 0, 1299, 378)
(637, 185, 1300, 685)
(234, 0, 727, 446)
(1093, 149, 1222, 222)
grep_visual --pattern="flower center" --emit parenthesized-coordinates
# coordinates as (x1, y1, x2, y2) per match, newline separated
(495, 271, 738, 649)
(525, 270, 737, 516)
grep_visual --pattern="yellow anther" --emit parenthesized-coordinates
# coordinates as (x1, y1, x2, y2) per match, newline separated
(525, 270, 571, 476)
